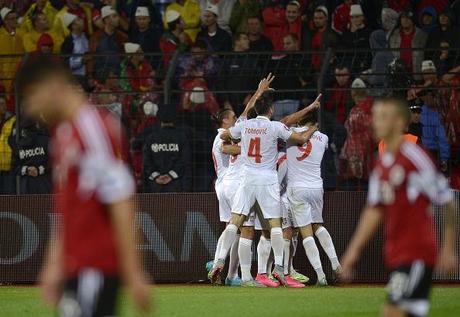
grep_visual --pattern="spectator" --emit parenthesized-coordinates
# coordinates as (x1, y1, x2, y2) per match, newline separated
(160, 10, 191, 66)
(379, 7, 398, 35)
(54, 0, 94, 35)
(197, 4, 232, 52)
(367, 30, 394, 90)
(180, 80, 219, 115)
(339, 78, 374, 190)
(165, 0, 201, 42)
(270, 33, 309, 120)
(426, 8, 460, 54)
(22, 11, 57, 52)
(142, 106, 191, 193)
(323, 65, 352, 124)
(229, 0, 261, 33)
(176, 39, 218, 84)
(89, 5, 128, 79)
(10, 119, 51, 194)
(283, 0, 309, 49)
(119, 42, 155, 93)
(331, 0, 353, 35)
(434, 40, 455, 76)
(419, 5, 438, 34)
(35, 32, 55, 54)
(408, 101, 423, 139)
(61, 13, 89, 81)
(0, 96, 15, 194)
(0, 7, 24, 94)
(92, 0, 130, 32)
(310, 6, 339, 73)
(340, 4, 371, 72)
(417, 87, 450, 172)
(115, 0, 163, 32)
(262, 0, 286, 51)
(247, 16, 273, 51)
(129, 6, 161, 57)
(21, 0, 58, 33)
(198, 0, 236, 34)
(218, 32, 256, 114)
(388, 10, 427, 79)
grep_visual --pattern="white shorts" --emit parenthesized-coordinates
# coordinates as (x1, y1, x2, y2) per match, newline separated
(287, 187, 324, 227)
(216, 179, 239, 222)
(232, 182, 281, 220)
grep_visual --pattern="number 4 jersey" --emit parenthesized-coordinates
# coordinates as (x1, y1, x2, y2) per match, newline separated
(229, 116, 292, 185)
(287, 127, 328, 189)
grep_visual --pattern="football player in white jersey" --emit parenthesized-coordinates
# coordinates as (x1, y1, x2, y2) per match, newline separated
(209, 74, 276, 286)
(286, 109, 341, 286)
(211, 108, 240, 285)
(210, 96, 317, 286)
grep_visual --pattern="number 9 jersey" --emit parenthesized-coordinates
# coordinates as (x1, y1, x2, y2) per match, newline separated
(286, 127, 328, 189)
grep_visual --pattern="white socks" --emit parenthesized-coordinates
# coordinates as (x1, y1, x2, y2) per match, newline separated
(315, 227, 340, 270)
(283, 239, 291, 274)
(239, 237, 253, 282)
(290, 234, 298, 273)
(257, 236, 271, 274)
(227, 234, 240, 279)
(213, 234, 223, 264)
(270, 227, 284, 267)
(218, 224, 238, 261)
(302, 236, 325, 281)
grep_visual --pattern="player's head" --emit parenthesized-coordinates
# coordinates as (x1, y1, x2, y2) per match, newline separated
(298, 109, 318, 126)
(254, 97, 274, 118)
(372, 96, 411, 140)
(247, 107, 258, 119)
(214, 108, 237, 128)
(16, 58, 80, 124)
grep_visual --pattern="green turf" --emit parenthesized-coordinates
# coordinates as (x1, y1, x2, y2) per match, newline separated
(0, 286, 459, 317)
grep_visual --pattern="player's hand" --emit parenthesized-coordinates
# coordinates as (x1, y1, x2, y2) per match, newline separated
(306, 94, 322, 111)
(340, 249, 359, 283)
(128, 275, 152, 313)
(162, 175, 172, 184)
(436, 247, 457, 275)
(39, 263, 63, 307)
(256, 73, 275, 94)
(155, 176, 165, 185)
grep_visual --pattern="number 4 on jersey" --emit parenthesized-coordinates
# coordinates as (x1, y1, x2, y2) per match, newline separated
(248, 137, 262, 163)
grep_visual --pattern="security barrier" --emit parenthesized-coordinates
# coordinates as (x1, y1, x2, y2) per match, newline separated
(0, 191, 459, 284)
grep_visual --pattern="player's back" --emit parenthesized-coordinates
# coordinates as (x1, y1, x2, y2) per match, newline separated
(52, 105, 134, 277)
(212, 128, 229, 184)
(287, 127, 328, 189)
(367, 141, 451, 268)
(232, 116, 291, 185)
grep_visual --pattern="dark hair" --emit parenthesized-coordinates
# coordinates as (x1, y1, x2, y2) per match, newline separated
(16, 58, 75, 96)
(374, 96, 411, 125)
(254, 96, 274, 116)
(247, 107, 258, 119)
(233, 32, 248, 46)
(298, 109, 318, 126)
(213, 108, 233, 126)
(168, 19, 181, 31)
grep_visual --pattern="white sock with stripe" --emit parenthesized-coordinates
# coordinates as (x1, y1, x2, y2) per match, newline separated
(239, 237, 253, 282)
(302, 236, 325, 281)
(257, 236, 271, 274)
(315, 227, 340, 270)
(270, 227, 284, 267)
(283, 239, 291, 274)
(217, 224, 238, 261)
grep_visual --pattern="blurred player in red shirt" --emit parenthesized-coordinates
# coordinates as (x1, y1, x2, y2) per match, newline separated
(16, 59, 151, 317)
(342, 97, 457, 317)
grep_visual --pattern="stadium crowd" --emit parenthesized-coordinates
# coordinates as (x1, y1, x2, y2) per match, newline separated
(0, 0, 460, 194)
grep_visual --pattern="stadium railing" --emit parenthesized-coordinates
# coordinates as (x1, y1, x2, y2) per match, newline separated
(0, 48, 460, 194)
(0, 191, 459, 284)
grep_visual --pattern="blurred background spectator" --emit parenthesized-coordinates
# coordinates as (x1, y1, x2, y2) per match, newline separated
(230, 0, 261, 33)
(197, 4, 232, 51)
(247, 15, 273, 51)
(0, 95, 15, 194)
(129, 6, 161, 60)
(165, 0, 201, 42)
(199, 0, 236, 34)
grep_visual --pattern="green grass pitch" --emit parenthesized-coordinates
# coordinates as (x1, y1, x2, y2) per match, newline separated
(0, 285, 459, 317)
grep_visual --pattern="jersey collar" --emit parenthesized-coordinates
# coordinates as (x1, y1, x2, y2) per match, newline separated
(256, 115, 270, 121)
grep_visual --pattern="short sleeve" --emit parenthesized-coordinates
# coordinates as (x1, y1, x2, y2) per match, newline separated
(229, 120, 243, 139)
(367, 171, 381, 207)
(274, 121, 292, 141)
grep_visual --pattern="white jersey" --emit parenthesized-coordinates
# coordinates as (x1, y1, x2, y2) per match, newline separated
(229, 116, 292, 185)
(277, 151, 288, 193)
(224, 117, 246, 181)
(212, 128, 229, 185)
(287, 127, 328, 189)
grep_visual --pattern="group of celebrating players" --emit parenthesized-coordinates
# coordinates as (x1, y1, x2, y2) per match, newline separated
(208, 74, 341, 288)
(208, 73, 457, 317)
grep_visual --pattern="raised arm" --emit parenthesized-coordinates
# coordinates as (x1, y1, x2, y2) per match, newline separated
(281, 94, 322, 127)
(288, 125, 318, 144)
(241, 73, 276, 117)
